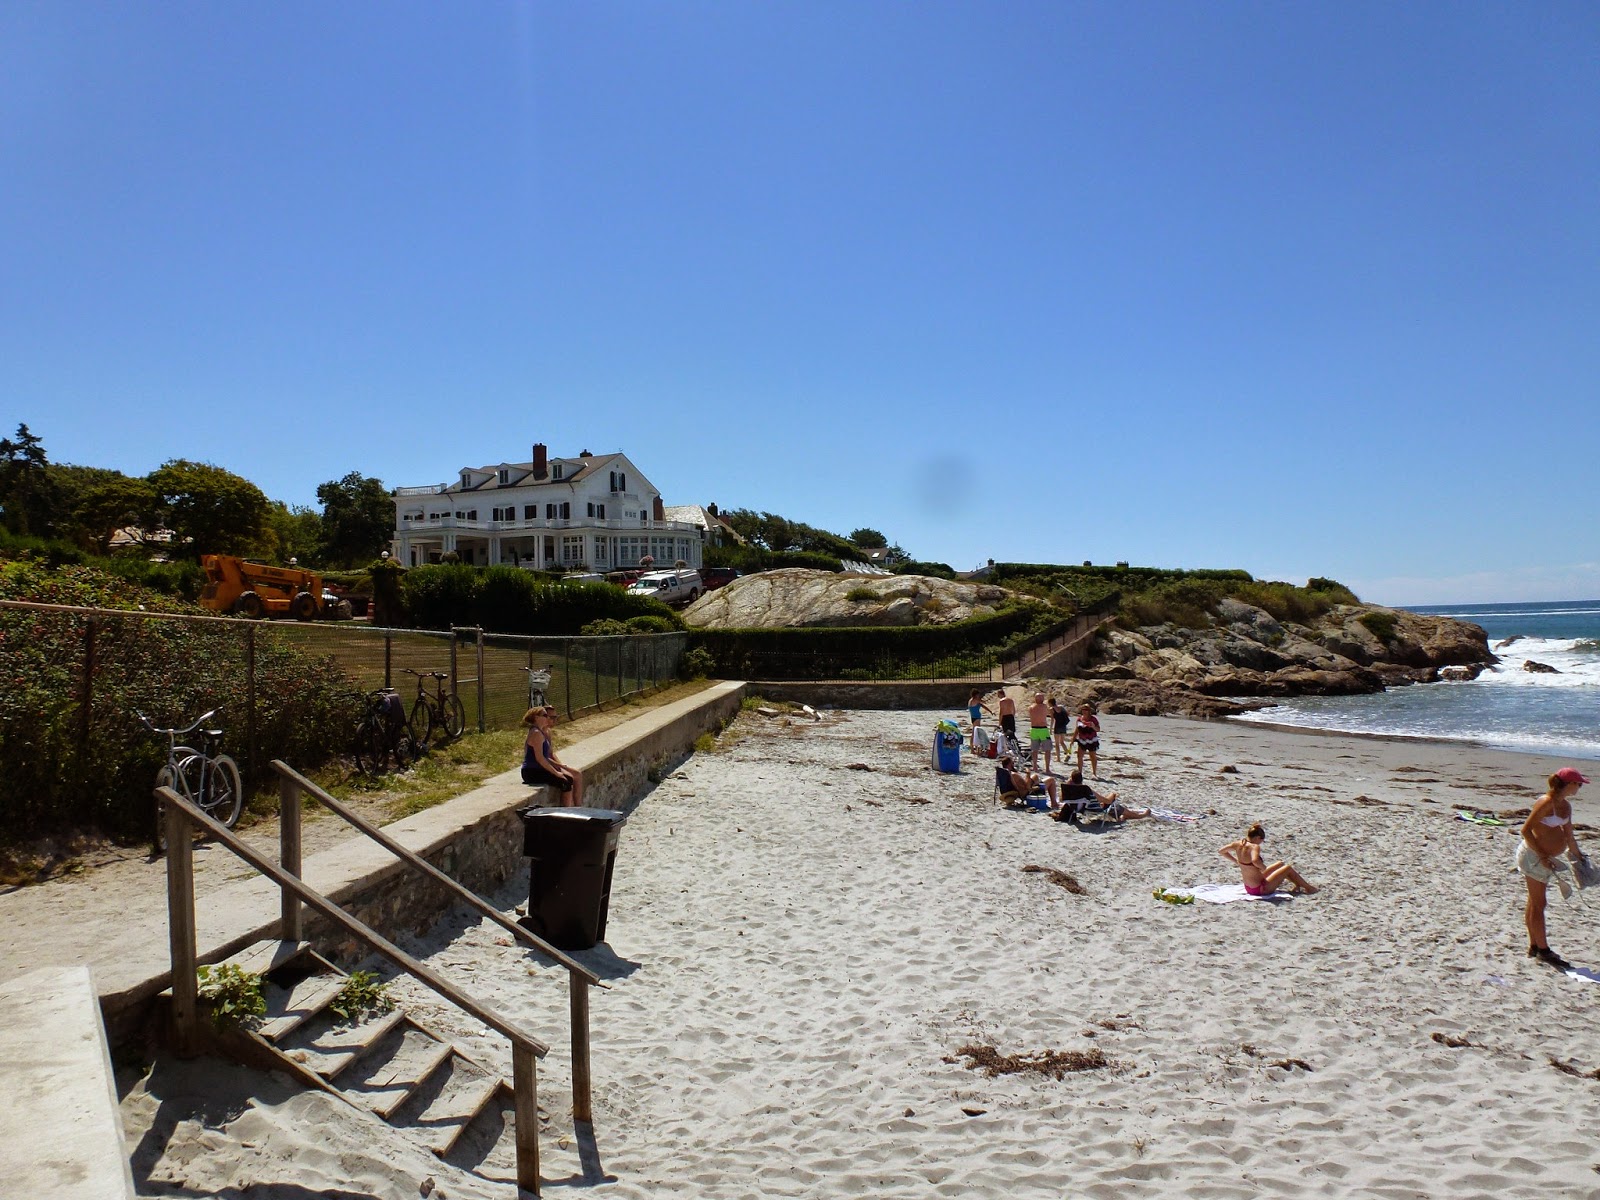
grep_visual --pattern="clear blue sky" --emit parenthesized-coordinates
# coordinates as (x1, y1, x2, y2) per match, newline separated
(3, 2, 1596, 604)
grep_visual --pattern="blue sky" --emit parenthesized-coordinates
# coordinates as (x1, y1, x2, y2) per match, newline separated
(3, 2, 1596, 605)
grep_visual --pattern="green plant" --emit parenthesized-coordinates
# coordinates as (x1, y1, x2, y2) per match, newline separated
(1358, 610, 1398, 643)
(845, 586, 877, 601)
(693, 732, 716, 753)
(329, 969, 394, 1024)
(680, 646, 715, 679)
(196, 963, 267, 1028)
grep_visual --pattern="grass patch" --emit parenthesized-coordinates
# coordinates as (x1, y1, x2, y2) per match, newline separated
(846, 586, 877, 602)
(1358, 611, 1398, 643)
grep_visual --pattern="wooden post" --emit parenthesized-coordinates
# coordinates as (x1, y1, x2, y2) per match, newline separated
(570, 975, 592, 1123)
(512, 1039, 542, 1196)
(78, 617, 96, 753)
(164, 793, 199, 1057)
(245, 624, 257, 781)
(475, 627, 486, 733)
(279, 772, 302, 941)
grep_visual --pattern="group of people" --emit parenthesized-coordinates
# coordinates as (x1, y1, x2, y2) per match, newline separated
(968, 689, 1101, 778)
(519, 704, 585, 806)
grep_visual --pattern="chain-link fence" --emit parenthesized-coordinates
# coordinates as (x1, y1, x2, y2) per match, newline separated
(0, 599, 686, 839)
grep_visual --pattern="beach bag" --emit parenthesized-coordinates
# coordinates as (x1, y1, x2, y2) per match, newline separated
(973, 726, 992, 755)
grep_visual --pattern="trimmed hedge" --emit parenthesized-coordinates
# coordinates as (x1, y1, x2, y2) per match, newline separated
(402, 564, 680, 635)
(703, 545, 844, 574)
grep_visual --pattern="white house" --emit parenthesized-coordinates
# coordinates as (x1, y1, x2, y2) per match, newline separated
(391, 445, 706, 572)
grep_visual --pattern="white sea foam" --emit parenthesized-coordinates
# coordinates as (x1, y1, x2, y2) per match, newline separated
(1476, 636, 1600, 689)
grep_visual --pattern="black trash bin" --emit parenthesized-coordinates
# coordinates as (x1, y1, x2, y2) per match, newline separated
(517, 806, 628, 950)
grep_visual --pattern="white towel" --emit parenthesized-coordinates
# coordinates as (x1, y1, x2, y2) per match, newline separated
(1174, 883, 1294, 905)
(1147, 807, 1206, 823)
(1565, 966, 1600, 985)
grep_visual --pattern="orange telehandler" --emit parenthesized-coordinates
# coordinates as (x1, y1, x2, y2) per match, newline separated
(198, 554, 353, 621)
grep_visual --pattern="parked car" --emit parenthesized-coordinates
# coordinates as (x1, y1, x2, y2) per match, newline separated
(605, 569, 643, 587)
(626, 570, 703, 606)
(699, 566, 739, 590)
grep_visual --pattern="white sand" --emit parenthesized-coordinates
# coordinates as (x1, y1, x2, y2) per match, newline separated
(124, 710, 1600, 1198)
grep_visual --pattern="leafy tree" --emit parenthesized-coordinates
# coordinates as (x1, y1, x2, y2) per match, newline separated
(261, 501, 324, 566)
(849, 527, 888, 549)
(146, 459, 270, 558)
(0, 423, 55, 537)
(70, 472, 158, 554)
(316, 472, 392, 567)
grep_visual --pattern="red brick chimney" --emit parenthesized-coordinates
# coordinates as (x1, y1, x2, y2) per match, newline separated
(652, 496, 665, 521)
(532, 443, 547, 479)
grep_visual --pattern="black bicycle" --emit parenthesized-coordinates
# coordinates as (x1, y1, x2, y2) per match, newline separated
(139, 708, 243, 850)
(404, 669, 466, 749)
(353, 688, 414, 775)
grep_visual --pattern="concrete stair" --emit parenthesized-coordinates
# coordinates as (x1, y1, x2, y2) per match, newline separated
(207, 940, 526, 1179)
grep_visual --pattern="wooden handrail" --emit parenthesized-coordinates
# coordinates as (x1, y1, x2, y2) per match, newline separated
(155, 785, 548, 1057)
(268, 761, 603, 987)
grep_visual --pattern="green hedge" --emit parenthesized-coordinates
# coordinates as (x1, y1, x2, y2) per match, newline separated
(401, 564, 680, 634)
(703, 545, 844, 574)
(0, 561, 356, 840)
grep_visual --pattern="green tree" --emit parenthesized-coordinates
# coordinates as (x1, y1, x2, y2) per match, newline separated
(261, 501, 324, 566)
(316, 472, 392, 567)
(0, 423, 54, 537)
(146, 459, 270, 558)
(849, 528, 888, 549)
(69, 472, 157, 554)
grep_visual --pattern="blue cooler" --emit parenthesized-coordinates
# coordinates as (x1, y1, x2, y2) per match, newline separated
(932, 720, 962, 773)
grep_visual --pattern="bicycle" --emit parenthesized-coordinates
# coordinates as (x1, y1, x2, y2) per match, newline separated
(139, 708, 244, 852)
(353, 688, 414, 775)
(403, 669, 466, 749)
(522, 666, 553, 711)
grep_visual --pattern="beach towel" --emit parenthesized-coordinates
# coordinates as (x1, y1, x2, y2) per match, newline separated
(1455, 810, 1506, 826)
(1171, 883, 1294, 905)
(1564, 966, 1600, 985)
(1147, 807, 1207, 823)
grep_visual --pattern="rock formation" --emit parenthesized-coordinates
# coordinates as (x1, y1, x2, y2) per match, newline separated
(683, 568, 1016, 629)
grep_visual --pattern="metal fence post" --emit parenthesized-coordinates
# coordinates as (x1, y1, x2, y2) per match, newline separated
(245, 624, 257, 781)
(564, 639, 572, 718)
(79, 616, 96, 754)
(384, 629, 393, 690)
(475, 627, 486, 733)
(449, 633, 459, 702)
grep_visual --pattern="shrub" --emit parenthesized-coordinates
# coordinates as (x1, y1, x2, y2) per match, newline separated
(1358, 610, 1398, 643)
(196, 963, 266, 1028)
(580, 618, 632, 636)
(329, 969, 393, 1024)
(846, 586, 877, 602)
(400, 565, 679, 634)
(892, 560, 957, 578)
(1307, 577, 1360, 604)
(680, 646, 716, 679)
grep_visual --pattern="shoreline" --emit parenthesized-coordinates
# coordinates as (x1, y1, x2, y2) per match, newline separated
(1224, 711, 1600, 762)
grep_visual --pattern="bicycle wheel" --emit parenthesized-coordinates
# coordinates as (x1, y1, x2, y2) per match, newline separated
(197, 754, 243, 829)
(408, 696, 435, 749)
(441, 693, 466, 741)
(354, 716, 385, 775)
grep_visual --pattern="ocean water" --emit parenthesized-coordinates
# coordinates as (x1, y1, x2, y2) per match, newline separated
(1232, 600, 1600, 760)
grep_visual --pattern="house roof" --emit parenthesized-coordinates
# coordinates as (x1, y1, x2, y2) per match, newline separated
(453, 452, 627, 492)
(663, 505, 748, 544)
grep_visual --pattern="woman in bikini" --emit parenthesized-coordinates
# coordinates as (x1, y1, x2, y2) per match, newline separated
(1072, 704, 1102, 778)
(1516, 766, 1588, 969)
(1219, 823, 1318, 896)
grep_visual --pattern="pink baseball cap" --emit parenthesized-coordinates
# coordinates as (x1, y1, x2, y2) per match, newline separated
(1555, 767, 1590, 785)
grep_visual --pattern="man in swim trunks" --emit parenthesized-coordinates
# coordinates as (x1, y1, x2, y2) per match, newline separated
(1027, 692, 1052, 773)
(996, 754, 1059, 808)
(1517, 766, 1588, 969)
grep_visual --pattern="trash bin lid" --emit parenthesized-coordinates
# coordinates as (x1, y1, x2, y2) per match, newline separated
(518, 806, 627, 827)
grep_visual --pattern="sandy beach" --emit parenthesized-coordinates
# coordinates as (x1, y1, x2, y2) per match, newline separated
(122, 706, 1600, 1198)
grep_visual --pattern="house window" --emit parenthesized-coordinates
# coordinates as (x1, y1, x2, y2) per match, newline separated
(609, 470, 626, 493)
(524, 505, 537, 520)
(552, 463, 563, 480)
(545, 504, 555, 520)
(561, 502, 570, 519)
(586, 502, 607, 519)
(562, 535, 583, 563)
(498, 469, 509, 485)
(456, 509, 477, 521)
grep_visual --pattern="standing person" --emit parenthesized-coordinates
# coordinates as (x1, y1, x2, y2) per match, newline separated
(521, 706, 584, 806)
(996, 692, 1018, 754)
(1051, 699, 1071, 760)
(1219, 824, 1318, 896)
(1027, 692, 1053, 773)
(967, 690, 994, 750)
(1516, 767, 1589, 969)
(1072, 703, 1102, 778)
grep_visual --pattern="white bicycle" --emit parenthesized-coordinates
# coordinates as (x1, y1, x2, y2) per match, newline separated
(139, 708, 243, 851)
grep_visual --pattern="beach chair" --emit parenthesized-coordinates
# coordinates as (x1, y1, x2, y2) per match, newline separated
(993, 765, 1052, 810)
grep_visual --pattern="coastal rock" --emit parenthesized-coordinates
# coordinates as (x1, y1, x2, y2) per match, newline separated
(1522, 659, 1559, 674)
(683, 568, 1018, 629)
(1495, 635, 1523, 650)
(1040, 678, 1264, 720)
(1440, 665, 1484, 682)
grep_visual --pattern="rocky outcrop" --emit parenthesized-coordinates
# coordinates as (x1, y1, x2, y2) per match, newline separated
(1523, 660, 1559, 674)
(1077, 601, 1493, 711)
(683, 568, 1016, 629)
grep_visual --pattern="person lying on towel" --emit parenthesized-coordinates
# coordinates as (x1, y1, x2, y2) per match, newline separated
(997, 755, 1059, 808)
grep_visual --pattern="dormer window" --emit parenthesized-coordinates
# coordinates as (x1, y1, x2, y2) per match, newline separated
(498, 469, 509, 485)
(552, 463, 563, 480)
(461, 472, 471, 488)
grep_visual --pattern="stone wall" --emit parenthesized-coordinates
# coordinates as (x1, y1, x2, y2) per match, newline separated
(749, 680, 982, 709)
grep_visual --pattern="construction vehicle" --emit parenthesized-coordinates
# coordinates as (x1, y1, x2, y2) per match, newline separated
(198, 554, 353, 621)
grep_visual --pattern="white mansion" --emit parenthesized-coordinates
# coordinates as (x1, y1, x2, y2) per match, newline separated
(391, 445, 722, 572)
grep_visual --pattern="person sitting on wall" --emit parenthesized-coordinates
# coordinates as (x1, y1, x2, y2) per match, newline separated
(521, 706, 584, 806)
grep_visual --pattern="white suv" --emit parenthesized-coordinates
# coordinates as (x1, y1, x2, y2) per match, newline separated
(626, 570, 703, 606)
